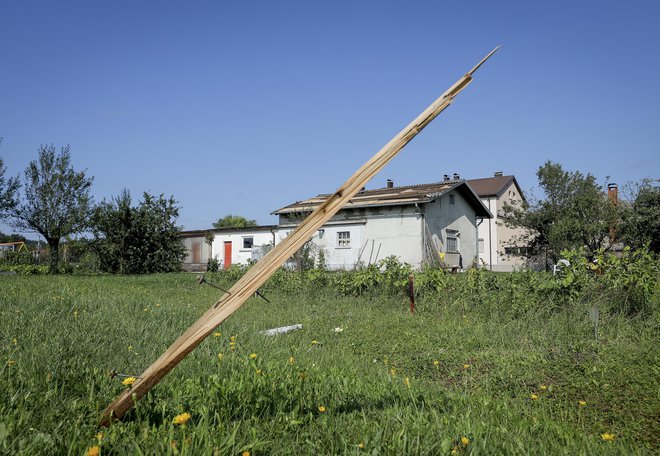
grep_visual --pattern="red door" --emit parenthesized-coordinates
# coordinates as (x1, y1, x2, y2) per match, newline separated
(223, 241, 232, 269)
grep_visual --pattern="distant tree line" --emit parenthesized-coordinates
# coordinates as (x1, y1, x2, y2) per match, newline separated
(0, 143, 185, 273)
(502, 160, 659, 270)
(1, 145, 657, 274)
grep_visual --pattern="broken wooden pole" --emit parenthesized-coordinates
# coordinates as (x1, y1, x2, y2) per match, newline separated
(99, 46, 501, 426)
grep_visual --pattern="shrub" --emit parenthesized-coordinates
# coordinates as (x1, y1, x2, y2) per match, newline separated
(207, 258, 219, 272)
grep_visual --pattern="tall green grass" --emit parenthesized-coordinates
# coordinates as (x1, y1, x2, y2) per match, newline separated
(0, 272, 657, 454)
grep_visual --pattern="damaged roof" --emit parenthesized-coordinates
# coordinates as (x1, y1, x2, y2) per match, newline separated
(272, 180, 492, 218)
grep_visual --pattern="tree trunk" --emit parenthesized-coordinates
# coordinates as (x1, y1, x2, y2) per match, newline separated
(48, 238, 60, 274)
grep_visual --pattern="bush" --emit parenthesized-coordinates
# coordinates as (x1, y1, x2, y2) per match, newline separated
(205, 249, 658, 316)
(0, 264, 48, 274)
(207, 258, 219, 272)
(0, 250, 34, 266)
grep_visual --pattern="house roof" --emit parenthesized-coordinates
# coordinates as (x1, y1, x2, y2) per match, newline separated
(466, 175, 526, 202)
(272, 180, 492, 218)
(180, 225, 278, 237)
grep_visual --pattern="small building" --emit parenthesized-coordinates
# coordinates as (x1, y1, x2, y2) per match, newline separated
(180, 226, 277, 271)
(467, 172, 528, 271)
(210, 225, 278, 269)
(272, 177, 491, 270)
(180, 230, 213, 272)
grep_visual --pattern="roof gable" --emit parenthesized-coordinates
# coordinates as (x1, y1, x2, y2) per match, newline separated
(467, 175, 526, 202)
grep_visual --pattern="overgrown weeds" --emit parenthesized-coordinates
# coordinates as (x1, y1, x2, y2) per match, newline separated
(0, 249, 657, 454)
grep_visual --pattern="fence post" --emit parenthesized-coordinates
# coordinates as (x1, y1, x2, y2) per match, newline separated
(408, 273, 415, 315)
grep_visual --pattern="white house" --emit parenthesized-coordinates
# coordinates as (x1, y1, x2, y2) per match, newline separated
(180, 226, 277, 271)
(467, 172, 528, 271)
(272, 178, 492, 270)
(210, 225, 278, 269)
(181, 175, 529, 272)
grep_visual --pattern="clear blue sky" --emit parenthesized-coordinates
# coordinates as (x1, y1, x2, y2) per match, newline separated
(1, 0, 658, 238)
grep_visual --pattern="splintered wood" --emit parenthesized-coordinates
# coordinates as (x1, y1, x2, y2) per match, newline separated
(99, 46, 501, 426)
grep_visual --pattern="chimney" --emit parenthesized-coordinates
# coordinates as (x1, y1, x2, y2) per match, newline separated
(494, 171, 503, 178)
(607, 183, 618, 205)
(386, 179, 394, 188)
(608, 183, 618, 242)
(359, 186, 366, 193)
(443, 174, 451, 182)
(453, 173, 460, 181)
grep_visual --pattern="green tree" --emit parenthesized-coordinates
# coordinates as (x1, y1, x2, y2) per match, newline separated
(10, 145, 93, 273)
(619, 179, 660, 253)
(91, 190, 186, 273)
(0, 150, 20, 219)
(212, 214, 257, 229)
(502, 161, 620, 269)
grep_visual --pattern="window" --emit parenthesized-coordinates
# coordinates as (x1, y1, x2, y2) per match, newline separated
(446, 229, 459, 253)
(504, 246, 528, 256)
(449, 194, 455, 205)
(337, 231, 351, 248)
(242, 236, 254, 250)
(478, 238, 484, 253)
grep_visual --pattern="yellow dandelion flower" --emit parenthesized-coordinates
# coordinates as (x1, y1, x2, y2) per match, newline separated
(127, 345, 133, 352)
(601, 433, 615, 441)
(218, 352, 224, 361)
(96, 432, 104, 441)
(155, 303, 161, 307)
(403, 377, 410, 387)
(433, 360, 439, 366)
(288, 356, 295, 365)
(12, 338, 17, 346)
(390, 367, 397, 377)
(7, 359, 16, 366)
(311, 340, 318, 345)
(255, 369, 262, 375)
(461, 436, 470, 445)
(213, 332, 221, 337)
(463, 364, 471, 369)
(73, 310, 79, 318)
(242, 451, 250, 456)
(122, 377, 136, 386)
(451, 448, 459, 455)
(579, 400, 587, 407)
(173, 412, 191, 425)
(539, 385, 548, 391)
(249, 353, 257, 360)
(358, 442, 365, 449)
(230, 335, 236, 342)
(86, 445, 100, 456)
(143, 307, 149, 312)
(530, 394, 539, 400)
(318, 405, 326, 413)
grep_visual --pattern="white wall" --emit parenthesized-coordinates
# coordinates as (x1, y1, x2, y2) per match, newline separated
(363, 206, 423, 267)
(425, 191, 479, 269)
(278, 206, 423, 269)
(478, 196, 497, 270)
(211, 229, 276, 268)
(477, 181, 527, 271)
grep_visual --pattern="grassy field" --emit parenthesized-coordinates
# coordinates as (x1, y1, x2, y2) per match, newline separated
(0, 272, 658, 455)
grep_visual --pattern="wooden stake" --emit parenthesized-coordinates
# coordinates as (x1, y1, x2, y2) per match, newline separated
(99, 46, 501, 426)
(408, 273, 415, 315)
